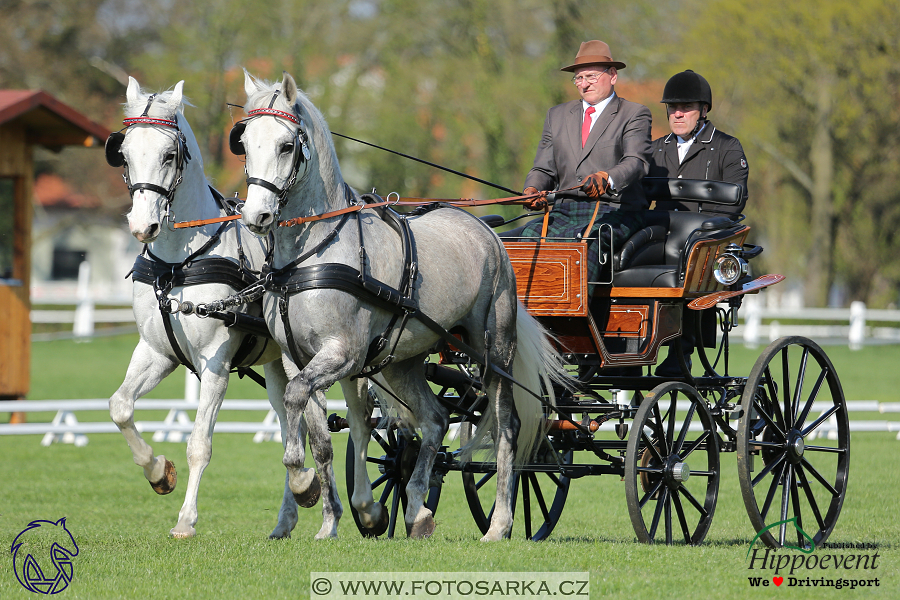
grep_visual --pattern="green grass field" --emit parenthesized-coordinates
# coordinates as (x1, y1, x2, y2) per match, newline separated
(1, 335, 898, 599)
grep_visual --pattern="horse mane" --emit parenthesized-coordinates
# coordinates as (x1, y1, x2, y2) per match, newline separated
(243, 73, 344, 195)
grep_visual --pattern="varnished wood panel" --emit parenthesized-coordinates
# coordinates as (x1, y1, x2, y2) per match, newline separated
(0, 284, 30, 396)
(603, 305, 649, 338)
(503, 242, 588, 317)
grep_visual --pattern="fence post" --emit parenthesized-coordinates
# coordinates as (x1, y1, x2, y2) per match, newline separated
(743, 296, 761, 348)
(849, 301, 866, 350)
(73, 261, 94, 340)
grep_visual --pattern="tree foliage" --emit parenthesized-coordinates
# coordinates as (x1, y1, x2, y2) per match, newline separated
(3, 0, 900, 305)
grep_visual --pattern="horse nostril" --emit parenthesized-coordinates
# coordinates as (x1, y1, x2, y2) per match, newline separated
(148, 223, 160, 237)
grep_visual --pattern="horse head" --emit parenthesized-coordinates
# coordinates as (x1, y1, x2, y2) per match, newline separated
(234, 70, 341, 236)
(111, 77, 198, 243)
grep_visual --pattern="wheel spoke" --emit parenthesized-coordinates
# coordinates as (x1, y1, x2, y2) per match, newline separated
(679, 430, 710, 462)
(529, 472, 552, 523)
(652, 402, 668, 454)
(474, 470, 495, 492)
(665, 491, 673, 545)
(759, 462, 786, 520)
(795, 369, 827, 430)
(672, 490, 693, 545)
(802, 444, 847, 455)
(388, 479, 401, 538)
(640, 430, 667, 465)
(781, 347, 792, 428)
(674, 402, 697, 455)
(792, 347, 810, 425)
(790, 469, 804, 546)
(639, 477, 665, 510)
(378, 480, 394, 506)
(522, 473, 533, 540)
(800, 457, 839, 497)
(371, 429, 392, 454)
(648, 487, 669, 540)
(779, 465, 793, 545)
(751, 452, 786, 488)
(678, 484, 709, 518)
(666, 392, 678, 453)
(753, 398, 786, 441)
(796, 466, 827, 530)
(370, 473, 390, 490)
(801, 404, 841, 438)
(763, 366, 787, 432)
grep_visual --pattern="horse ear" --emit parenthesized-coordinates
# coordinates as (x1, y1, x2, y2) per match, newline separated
(126, 76, 141, 104)
(281, 71, 298, 105)
(243, 68, 258, 100)
(171, 80, 184, 108)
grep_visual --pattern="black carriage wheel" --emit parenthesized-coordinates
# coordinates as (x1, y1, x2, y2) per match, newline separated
(737, 336, 849, 549)
(625, 381, 720, 545)
(459, 422, 571, 541)
(345, 427, 442, 538)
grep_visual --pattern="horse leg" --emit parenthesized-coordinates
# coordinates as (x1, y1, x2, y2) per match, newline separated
(305, 388, 343, 539)
(170, 361, 230, 538)
(343, 376, 389, 534)
(481, 371, 520, 542)
(383, 361, 448, 538)
(260, 359, 300, 539)
(109, 340, 179, 493)
(281, 344, 356, 536)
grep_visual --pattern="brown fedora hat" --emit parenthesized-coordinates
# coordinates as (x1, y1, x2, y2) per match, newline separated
(560, 40, 626, 72)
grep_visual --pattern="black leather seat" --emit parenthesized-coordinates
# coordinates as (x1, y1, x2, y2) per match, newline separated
(612, 212, 740, 288)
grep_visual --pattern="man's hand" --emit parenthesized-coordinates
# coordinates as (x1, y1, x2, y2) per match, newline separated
(523, 186, 547, 210)
(580, 171, 610, 199)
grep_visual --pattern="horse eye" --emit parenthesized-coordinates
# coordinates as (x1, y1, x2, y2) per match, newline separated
(281, 142, 294, 154)
(163, 152, 176, 164)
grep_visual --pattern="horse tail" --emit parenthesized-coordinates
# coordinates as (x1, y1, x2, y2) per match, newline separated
(510, 302, 573, 465)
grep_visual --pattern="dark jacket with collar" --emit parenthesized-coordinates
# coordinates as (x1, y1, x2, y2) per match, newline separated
(524, 95, 652, 211)
(648, 122, 748, 215)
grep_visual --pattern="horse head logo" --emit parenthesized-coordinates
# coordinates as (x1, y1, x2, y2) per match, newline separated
(11, 518, 79, 594)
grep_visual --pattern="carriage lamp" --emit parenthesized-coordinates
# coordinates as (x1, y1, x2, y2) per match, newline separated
(713, 246, 751, 285)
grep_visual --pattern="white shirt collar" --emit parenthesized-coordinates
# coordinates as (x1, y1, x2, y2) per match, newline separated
(582, 92, 616, 120)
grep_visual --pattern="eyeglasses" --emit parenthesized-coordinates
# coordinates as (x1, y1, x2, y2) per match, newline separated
(572, 69, 610, 85)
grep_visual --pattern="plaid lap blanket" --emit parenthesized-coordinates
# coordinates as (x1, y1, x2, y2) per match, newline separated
(519, 201, 644, 282)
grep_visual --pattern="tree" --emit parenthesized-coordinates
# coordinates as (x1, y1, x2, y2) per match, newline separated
(681, 0, 900, 307)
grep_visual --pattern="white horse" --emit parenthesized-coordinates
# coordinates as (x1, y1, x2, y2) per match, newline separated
(234, 71, 569, 540)
(106, 77, 340, 539)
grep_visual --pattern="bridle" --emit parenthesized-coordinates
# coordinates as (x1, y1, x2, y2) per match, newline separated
(106, 94, 192, 223)
(229, 90, 311, 217)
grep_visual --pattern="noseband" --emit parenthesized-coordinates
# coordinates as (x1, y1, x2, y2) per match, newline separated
(229, 91, 311, 215)
(106, 94, 192, 220)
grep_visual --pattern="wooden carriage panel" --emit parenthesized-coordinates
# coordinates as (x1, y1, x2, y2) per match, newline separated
(537, 316, 600, 355)
(602, 305, 649, 338)
(683, 227, 750, 293)
(503, 242, 588, 317)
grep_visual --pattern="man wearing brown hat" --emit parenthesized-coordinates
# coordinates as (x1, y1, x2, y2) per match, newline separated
(518, 40, 652, 282)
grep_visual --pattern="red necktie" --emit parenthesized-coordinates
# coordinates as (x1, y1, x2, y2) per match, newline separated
(582, 106, 595, 147)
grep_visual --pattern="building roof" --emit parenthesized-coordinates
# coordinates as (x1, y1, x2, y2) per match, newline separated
(0, 90, 110, 149)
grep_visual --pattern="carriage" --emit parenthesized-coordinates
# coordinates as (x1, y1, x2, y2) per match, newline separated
(331, 178, 849, 548)
(108, 72, 848, 548)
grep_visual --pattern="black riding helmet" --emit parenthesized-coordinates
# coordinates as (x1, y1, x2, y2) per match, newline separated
(660, 70, 712, 112)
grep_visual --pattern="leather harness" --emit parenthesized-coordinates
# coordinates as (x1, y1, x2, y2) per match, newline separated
(129, 188, 271, 387)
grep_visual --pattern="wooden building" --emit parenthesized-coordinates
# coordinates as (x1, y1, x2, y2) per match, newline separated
(0, 90, 109, 399)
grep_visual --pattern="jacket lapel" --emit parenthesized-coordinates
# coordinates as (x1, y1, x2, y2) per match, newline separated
(581, 96, 619, 162)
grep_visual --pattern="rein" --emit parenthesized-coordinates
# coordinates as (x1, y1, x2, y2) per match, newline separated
(173, 190, 552, 229)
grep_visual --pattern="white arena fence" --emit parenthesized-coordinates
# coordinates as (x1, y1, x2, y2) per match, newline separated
(2, 395, 899, 447)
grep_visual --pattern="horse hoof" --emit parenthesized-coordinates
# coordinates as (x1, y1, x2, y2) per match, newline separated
(362, 504, 390, 538)
(292, 474, 321, 508)
(150, 459, 177, 495)
(169, 526, 195, 539)
(407, 514, 436, 539)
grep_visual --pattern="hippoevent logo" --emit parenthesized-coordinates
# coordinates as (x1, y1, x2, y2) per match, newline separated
(746, 518, 880, 590)
(10, 518, 79, 594)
